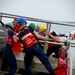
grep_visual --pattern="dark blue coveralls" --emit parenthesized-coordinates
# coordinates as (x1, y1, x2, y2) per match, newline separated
(1, 30, 17, 75)
(47, 31, 62, 58)
(19, 26, 55, 75)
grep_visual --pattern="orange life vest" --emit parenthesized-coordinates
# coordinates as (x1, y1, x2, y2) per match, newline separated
(48, 40, 58, 48)
(6, 36, 13, 46)
(20, 27, 38, 49)
(14, 25, 20, 34)
(12, 42, 21, 52)
(12, 25, 21, 52)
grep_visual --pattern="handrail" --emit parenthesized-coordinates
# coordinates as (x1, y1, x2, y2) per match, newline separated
(0, 12, 75, 47)
(0, 12, 75, 27)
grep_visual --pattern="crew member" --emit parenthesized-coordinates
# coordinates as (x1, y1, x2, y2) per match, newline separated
(12, 18, 22, 52)
(1, 23, 17, 75)
(17, 17, 55, 75)
(39, 25, 62, 58)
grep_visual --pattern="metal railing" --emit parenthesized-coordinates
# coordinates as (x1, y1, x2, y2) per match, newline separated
(0, 12, 75, 26)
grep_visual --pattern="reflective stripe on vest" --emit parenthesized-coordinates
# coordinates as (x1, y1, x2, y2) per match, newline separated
(20, 28, 38, 49)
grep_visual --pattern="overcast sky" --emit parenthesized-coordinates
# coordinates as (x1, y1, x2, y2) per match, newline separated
(0, 0, 75, 22)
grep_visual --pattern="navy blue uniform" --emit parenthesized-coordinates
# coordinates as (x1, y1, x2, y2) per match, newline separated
(47, 31, 62, 58)
(1, 30, 17, 75)
(19, 26, 55, 75)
